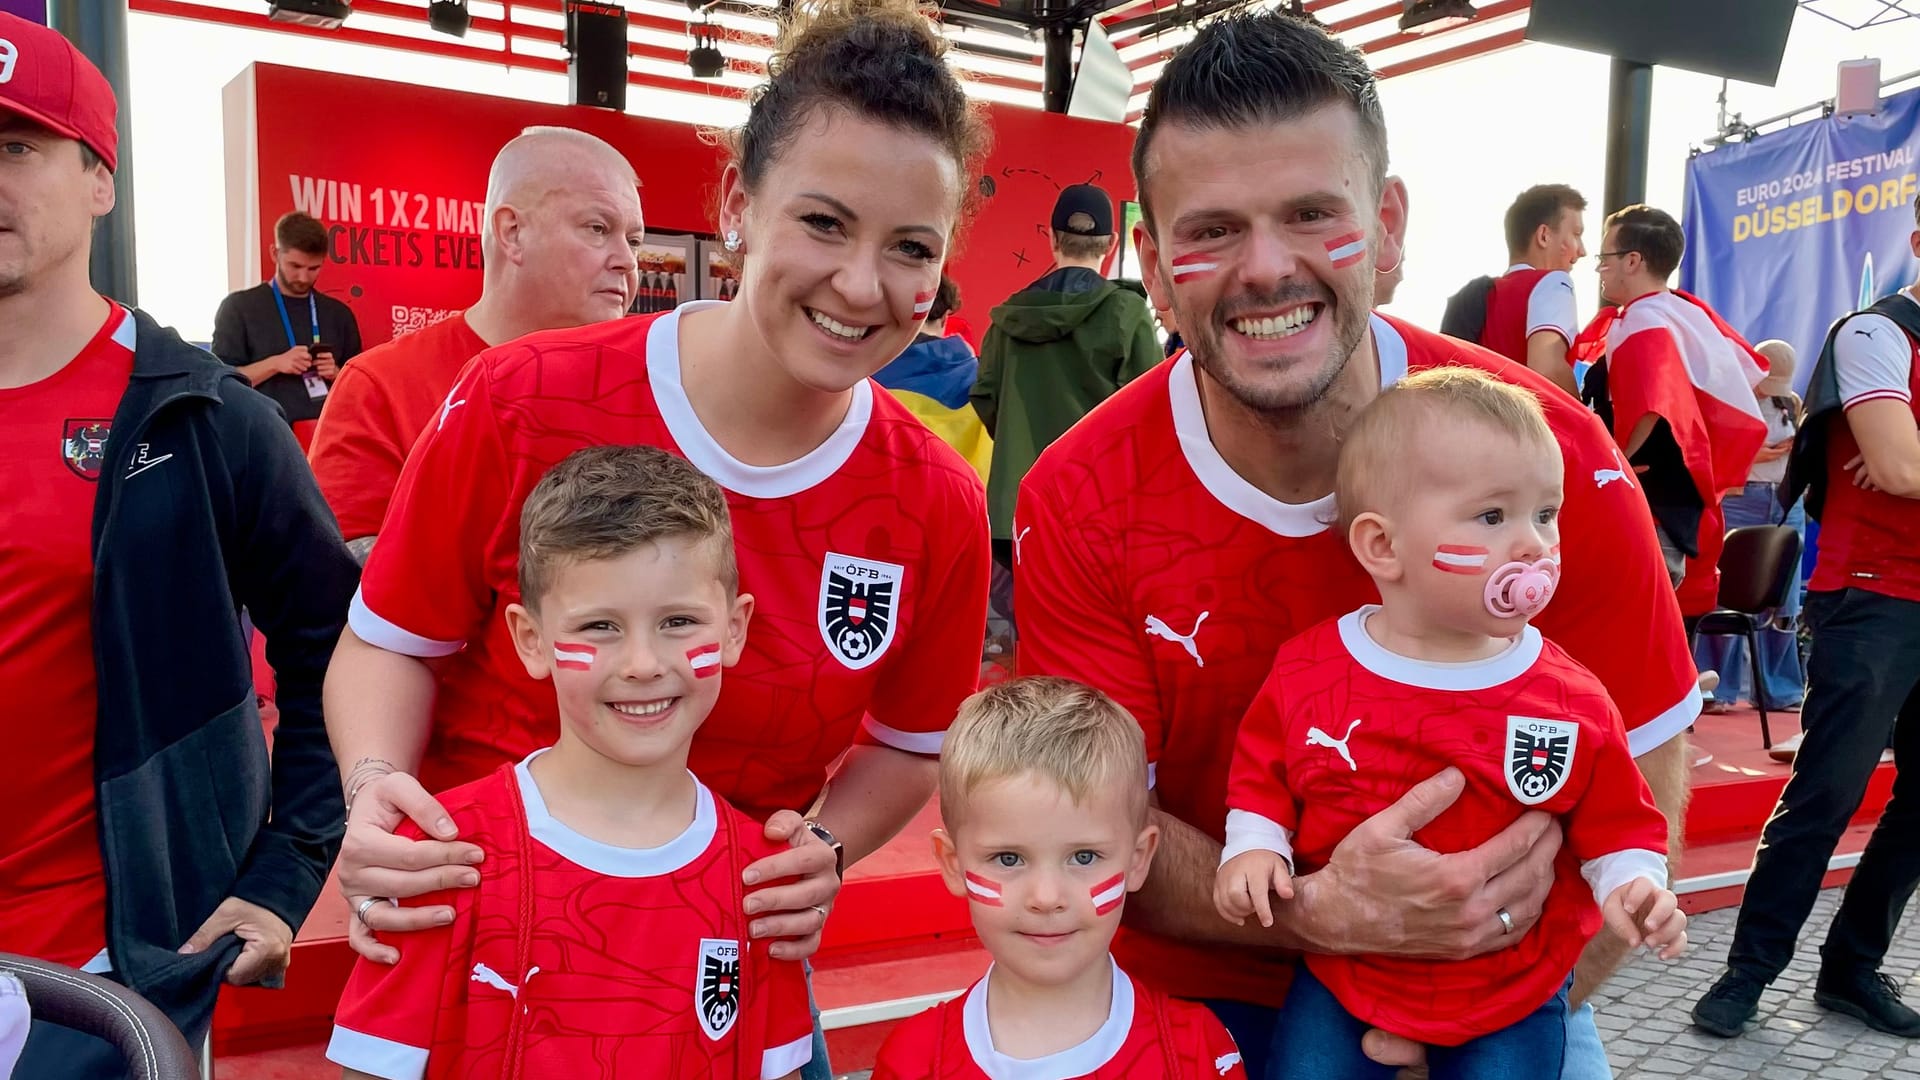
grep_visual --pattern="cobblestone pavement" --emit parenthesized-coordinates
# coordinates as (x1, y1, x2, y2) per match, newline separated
(839, 887, 1920, 1079)
(1588, 886, 1920, 1078)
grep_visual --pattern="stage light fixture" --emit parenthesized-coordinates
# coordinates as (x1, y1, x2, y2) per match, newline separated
(428, 0, 470, 36)
(268, 0, 351, 28)
(1398, 0, 1476, 34)
(688, 25, 725, 78)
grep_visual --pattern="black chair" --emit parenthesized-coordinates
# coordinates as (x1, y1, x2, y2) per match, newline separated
(1693, 524, 1803, 750)
(0, 953, 201, 1080)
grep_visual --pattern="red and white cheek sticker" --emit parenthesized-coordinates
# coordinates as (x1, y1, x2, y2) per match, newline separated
(686, 642, 722, 679)
(1432, 545, 1490, 575)
(1089, 873, 1126, 916)
(552, 642, 597, 671)
(1170, 253, 1219, 283)
(1324, 231, 1368, 269)
(964, 871, 1004, 907)
(912, 291, 935, 321)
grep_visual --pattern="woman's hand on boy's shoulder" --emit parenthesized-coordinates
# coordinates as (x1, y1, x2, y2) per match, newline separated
(338, 770, 485, 965)
(741, 810, 842, 962)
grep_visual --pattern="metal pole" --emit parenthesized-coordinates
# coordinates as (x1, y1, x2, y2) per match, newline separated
(1042, 17, 1073, 114)
(1603, 57, 1653, 215)
(49, 0, 136, 306)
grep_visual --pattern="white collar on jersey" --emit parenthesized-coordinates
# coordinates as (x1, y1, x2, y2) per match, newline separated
(961, 958, 1134, 1080)
(514, 750, 717, 878)
(1504, 263, 1536, 274)
(645, 300, 875, 499)
(1338, 605, 1543, 691)
(109, 305, 136, 350)
(1168, 313, 1409, 537)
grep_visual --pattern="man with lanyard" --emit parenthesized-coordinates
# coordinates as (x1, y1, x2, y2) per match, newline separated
(213, 210, 363, 442)
(1694, 194, 1920, 1039)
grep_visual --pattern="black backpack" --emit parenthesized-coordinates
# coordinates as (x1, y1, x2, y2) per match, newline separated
(1783, 293, 1920, 522)
(1439, 275, 1497, 343)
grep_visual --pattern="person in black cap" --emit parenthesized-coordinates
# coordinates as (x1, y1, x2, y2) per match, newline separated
(970, 182, 1161, 594)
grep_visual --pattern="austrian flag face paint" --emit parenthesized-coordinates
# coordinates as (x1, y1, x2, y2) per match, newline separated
(1170, 253, 1219, 284)
(1089, 873, 1126, 916)
(1325, 231, 1368, 269)
(912, 291, 935, 320)
(686, 642, 722, 679)
(1432, 545, 1490, 575)
(964, 871, 1003, 907)
(553, 642, 597, 671)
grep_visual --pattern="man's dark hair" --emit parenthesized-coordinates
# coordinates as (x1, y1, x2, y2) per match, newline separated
(78, 144, 103, 172)
(1504, 184, 1586, 258)
(1604, 204, 1684, 279)
(929, 274, 960, 323)
(274, 211, 330, 256)
(1131, 11, 1387, 233)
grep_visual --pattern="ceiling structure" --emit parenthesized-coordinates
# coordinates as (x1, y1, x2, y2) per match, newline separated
(133, 0, 1536, 118)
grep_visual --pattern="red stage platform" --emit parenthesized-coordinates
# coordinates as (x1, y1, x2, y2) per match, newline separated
(213, 703, 1895, 1078)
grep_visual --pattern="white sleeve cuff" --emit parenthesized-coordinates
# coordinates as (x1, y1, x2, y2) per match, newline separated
(762, 1032, 813, 1079)
(1220, 809, 1295, 871)
(348, 588, 465, 658)
(326, 1026, 429, 1080)
(861, 716, 945, 755)
(1629, 684, 1700, 758)
(1581, 848, 1669, 908)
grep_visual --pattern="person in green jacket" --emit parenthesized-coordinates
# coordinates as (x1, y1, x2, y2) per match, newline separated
(971, 183, 1163, 588)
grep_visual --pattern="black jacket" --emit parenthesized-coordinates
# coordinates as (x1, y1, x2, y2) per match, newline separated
(92, 310, 356, 1042)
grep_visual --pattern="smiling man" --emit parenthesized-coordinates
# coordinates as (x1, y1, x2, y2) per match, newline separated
(1013, 12, 1698, 1076)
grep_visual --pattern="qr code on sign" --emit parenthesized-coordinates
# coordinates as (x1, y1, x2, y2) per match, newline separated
(391, 305, 458, 338)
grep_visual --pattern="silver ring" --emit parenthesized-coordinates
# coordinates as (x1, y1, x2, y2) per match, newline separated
(810, 905, 829, 920)
(1497, 907, 1515, 935)
(355, 896, 394, 926)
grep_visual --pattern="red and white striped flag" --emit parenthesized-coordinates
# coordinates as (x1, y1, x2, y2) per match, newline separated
(686, 642, 722, 679)
(964, 872, 1003, 907)
(553, 643, 596, 671)
(1324, 231, 1368, 269)
(1089, 873, 1126, 916)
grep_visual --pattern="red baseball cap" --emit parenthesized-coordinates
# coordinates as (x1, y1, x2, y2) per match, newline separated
(0, 13, 117, 171)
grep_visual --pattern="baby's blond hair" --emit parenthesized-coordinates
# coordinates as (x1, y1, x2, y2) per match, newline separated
(939, 677, 1148, 833)
(1335, 366, 1559, 534)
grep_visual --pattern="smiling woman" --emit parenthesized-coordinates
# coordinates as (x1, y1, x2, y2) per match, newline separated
(323, 3, 994, 1080)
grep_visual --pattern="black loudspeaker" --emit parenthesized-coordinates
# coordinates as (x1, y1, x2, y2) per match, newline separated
(1525, 0, 1796, 87)
(567, 1, 628, 111)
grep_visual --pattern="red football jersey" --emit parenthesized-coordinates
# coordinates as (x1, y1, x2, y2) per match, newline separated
(1480, 265, 1578, 366)
(1812, 302, 1920, 602)
(0, 302, 133, 969)
(328, 757, 813, 1080)
(1016, 313, 1697, 1006)
(871, 961, 1246, 1080)
(353, 305, 990, 818)
(1226, 610, 1669, 1045)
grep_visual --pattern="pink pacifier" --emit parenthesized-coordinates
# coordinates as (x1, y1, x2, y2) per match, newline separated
(1483, 557, 1560, 619)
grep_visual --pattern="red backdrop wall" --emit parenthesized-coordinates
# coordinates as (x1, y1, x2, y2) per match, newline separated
(224, 64, 1138, 348)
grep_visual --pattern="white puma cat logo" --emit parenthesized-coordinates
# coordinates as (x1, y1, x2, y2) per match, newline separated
(437, 391, 467, 432)
(1013, 524, 1032, 565)
(1306, 718, 1363, 772)
(470, 962, 538, 998)
(1594, 448, 1635, 490)
(1144, 611, 1209, 667)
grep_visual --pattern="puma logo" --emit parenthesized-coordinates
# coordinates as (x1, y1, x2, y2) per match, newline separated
(470, 962, 538, 999)
(1013, 524, 1032, 566)
(1853, 325, 1884, 340)
(1306, 718, 1363, 772)
(438, 391, 468, 432)
(1594, 448, 1635, 490)
(1144, 612, 1209, 668)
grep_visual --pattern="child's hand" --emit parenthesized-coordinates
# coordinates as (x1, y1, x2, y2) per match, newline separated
(1603, 877, 1689, 960)
(1215, 851, 1294, 928)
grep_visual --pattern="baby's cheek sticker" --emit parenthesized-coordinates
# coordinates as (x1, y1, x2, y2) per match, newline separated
(552, 643, 597, 670)
(1090, 873, 1126, 916)
(964, 872, 1004, 907)
(1432, 545, 1490, 575)
(687, 642, 722, 678)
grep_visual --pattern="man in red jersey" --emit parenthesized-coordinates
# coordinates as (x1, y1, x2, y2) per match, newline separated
(1014, 13, 1696, 1076)
(307, 126, 641, 562)
(1439, 184, 1587, 396)
(0, 14, 356, 1074)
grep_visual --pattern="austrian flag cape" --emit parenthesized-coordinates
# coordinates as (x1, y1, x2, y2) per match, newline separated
(1606, 289, 1768, 610)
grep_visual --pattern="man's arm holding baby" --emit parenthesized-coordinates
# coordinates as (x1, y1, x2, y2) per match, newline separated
(1128, 768, 1561, 956)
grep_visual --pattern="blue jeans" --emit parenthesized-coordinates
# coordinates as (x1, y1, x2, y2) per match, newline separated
(1265, 965, 1607, 1080)
(1695, 481, 1807, 708)
(801, 960, 832, 1080)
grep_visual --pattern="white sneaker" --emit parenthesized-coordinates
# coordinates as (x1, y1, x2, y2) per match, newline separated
(1768, 731, 1804, 763)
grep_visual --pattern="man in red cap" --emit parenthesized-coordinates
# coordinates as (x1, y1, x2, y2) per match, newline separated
(0, 14, 356, 1072)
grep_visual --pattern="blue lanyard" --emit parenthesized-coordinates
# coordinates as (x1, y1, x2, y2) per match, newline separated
(270, 278, 320, 349)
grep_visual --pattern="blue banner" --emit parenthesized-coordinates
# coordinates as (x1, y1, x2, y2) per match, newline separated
(1680, 86, 1920, 392)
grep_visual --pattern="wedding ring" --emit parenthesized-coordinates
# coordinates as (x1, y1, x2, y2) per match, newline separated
(1497, 908, 1515, 935)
